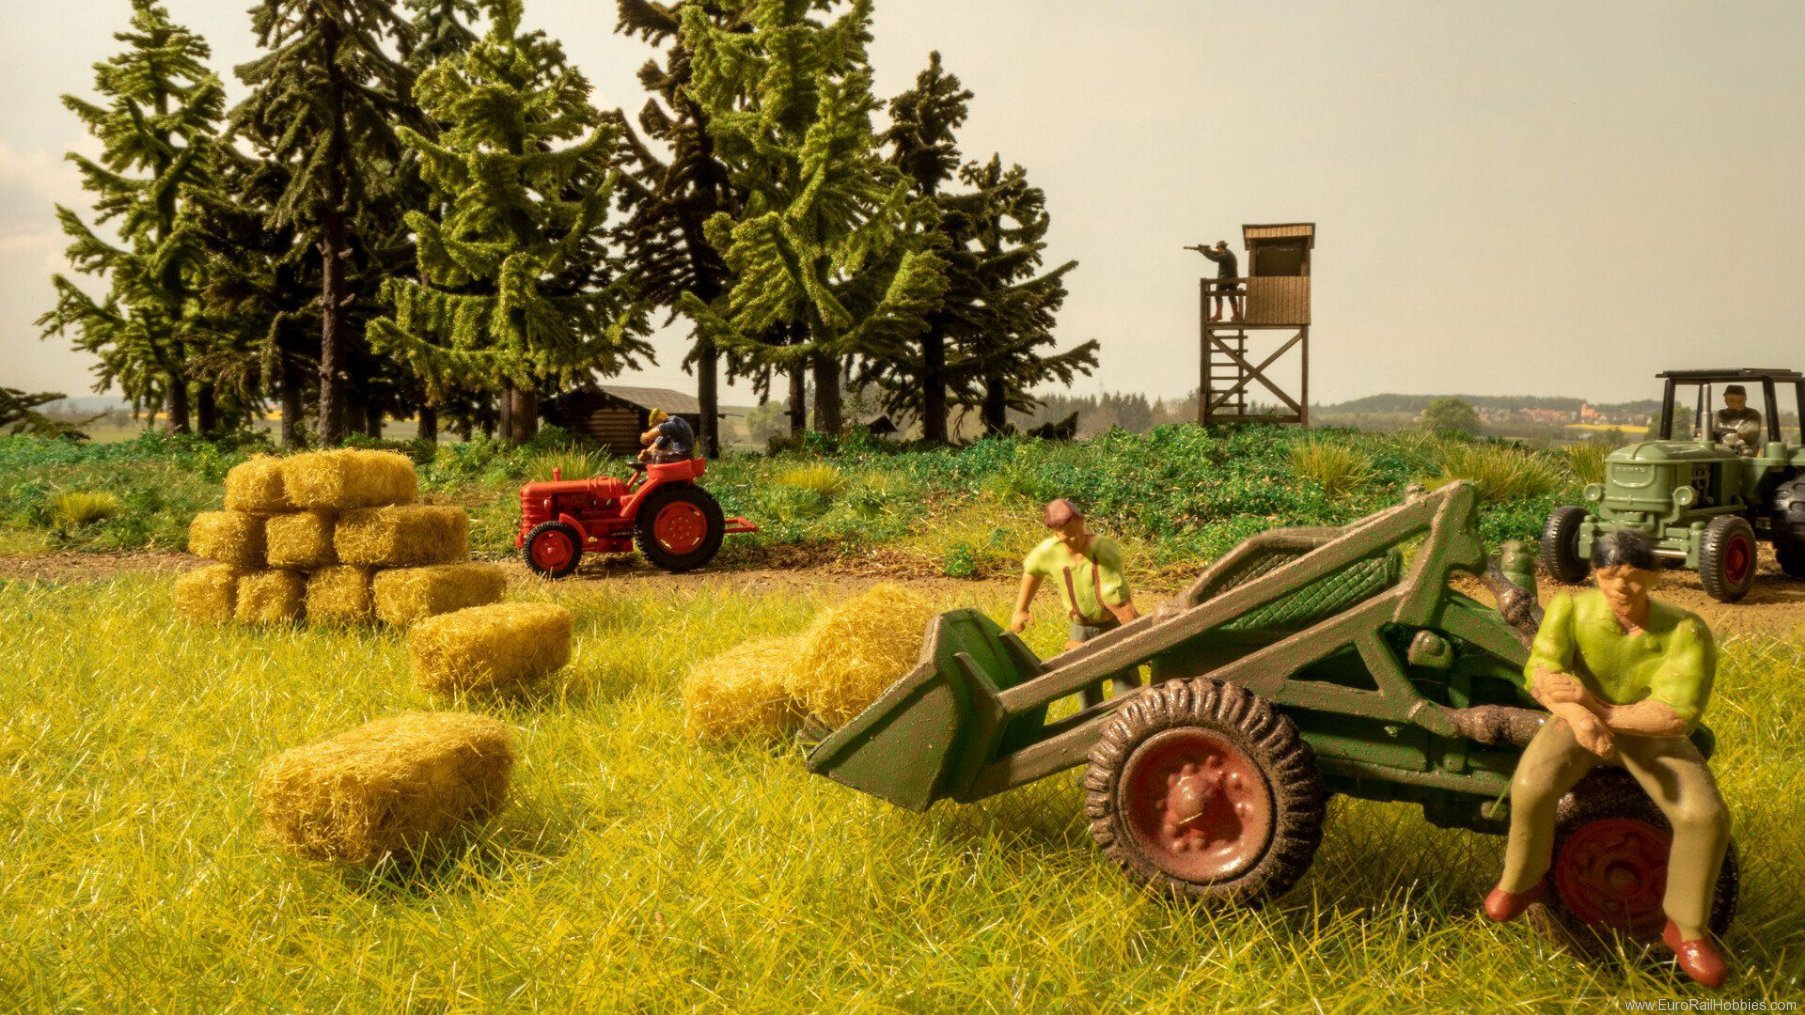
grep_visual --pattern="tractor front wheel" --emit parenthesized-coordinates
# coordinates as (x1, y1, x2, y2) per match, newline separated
(1771, 477, 1805, 580)
(1541, 507, 1592, 584)
(523, 521, 583, 579)
(1698, 515, 1757, 602)
(1531, 769, 1738, 957)
(1085, 679, 1324, 907)
(634, 483, 726, 573)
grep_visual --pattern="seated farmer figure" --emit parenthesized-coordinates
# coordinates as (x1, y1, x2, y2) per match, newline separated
(1009, 499, 1141, 707)
(637, 408, 695, 465)
(1484, 530, 1732, 987)
(1712, 384, 1764, 456)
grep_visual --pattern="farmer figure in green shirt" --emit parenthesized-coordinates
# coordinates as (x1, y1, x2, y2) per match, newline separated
(1010, 498, 1142, 707)
(1483, 530, 1732, 987)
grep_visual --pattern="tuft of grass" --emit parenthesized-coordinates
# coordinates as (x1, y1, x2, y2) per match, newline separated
(1561, 438, 1621, 487)
(49, 490, 122, 529)
(773, 462, 846, 499)
(1290, 439, 1374, 498)
(1423, 442, 1561, 503)
(528, 450, 601, 481)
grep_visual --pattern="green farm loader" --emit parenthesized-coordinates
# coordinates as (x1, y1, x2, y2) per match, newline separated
(807, 483, 1738, 945)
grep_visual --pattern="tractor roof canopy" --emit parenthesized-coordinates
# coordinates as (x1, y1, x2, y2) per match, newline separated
(1656, 369, 1805, 443)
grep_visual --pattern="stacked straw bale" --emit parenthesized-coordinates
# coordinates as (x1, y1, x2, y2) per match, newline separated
(409, 602, 573, 694)
(254, 711, 514, 864)
(178, 451, 497, 629)
(682, 635, 806, 745)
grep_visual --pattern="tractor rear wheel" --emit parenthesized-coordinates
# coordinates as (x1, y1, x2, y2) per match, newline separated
(1540, 507, 1592, 584)
(1085, 679, 1324, 907)
(634, 483, 726, 573)
(1771, 477, 1805, 580)
(523, 521, 583, 579)
(1531, 769, 1738, 957)
(1698, 515, 1757, 602)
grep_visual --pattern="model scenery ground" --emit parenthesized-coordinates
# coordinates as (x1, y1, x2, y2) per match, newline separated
(3, 428, 1803, 1008)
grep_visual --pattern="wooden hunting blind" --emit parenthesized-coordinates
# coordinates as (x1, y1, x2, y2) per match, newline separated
(1200, 223, 1315, 426)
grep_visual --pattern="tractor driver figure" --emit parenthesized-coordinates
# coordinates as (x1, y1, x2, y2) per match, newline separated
(1010, 498, 1142, 707)
(637, 408, 695, 466)
(1712, 384, 1764, 456)
(1483, 530, 1732, 988)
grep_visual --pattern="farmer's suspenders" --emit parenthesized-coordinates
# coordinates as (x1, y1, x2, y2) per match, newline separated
(1059, 548, 1110, 623)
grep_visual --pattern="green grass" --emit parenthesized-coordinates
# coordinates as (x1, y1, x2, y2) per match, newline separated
(1290, 439, 1375, 499)
(1, 575, 1801, 1009)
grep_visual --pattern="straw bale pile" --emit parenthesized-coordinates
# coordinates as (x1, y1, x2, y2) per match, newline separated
(266, 511, 337, 570)
(336, 506, 469, 567)
(281, 449, 417, 510)
(373, 564, 507, 627)
(174, 564, 242, 623)
(223, 456, 292, 513)
(236, 569, 306, 625)
(306, 566, 376, 625)
(189, 511, 268, 569)
(409, 602, 573, 694)
(253, 711, 514, 864)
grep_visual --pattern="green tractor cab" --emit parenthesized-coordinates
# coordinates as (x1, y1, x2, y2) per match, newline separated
(1543, 368, 1805, 602)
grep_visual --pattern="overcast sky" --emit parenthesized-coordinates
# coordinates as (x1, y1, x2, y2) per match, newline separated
(3, 1, 1801, 408)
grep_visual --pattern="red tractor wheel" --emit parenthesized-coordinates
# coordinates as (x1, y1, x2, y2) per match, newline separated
(523, 521, 583, 579)
(634, 484, 726, 573)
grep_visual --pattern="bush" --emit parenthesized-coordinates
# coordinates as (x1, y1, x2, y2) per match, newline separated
(51, 491, 122, 529)
(1424, 442, 1560, 503)
(1289, 440, 1374, 498)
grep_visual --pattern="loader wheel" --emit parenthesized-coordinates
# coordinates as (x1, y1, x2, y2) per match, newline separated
(634, 483, 725, 573)
(1085, 679, 1324, 907)
(1771, 477, 1805, 580)
(1540, 507, 1591, 584)
(523, 521, 583, 579)
(1531, 769, 1738, 957)
(1698, 516, 1757, 603)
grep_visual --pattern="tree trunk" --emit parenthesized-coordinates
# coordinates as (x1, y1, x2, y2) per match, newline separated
(317, 207, 349, 447)
(417, 404, 438, 444)
(696, 334, 719, 458)
(788, 366, 806, 438)
(279, 355, 304, 449)
(364, 401, 383, 439)
(164, 373, 192, 435)
(502, 386, 538, 444)
(196, 383, 219, 436)
(811, 354, 842, 435)
(921, 329, 947, 445)
(982, 373, 1008, 436)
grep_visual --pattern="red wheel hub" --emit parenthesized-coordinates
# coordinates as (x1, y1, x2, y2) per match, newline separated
(1724, 535, 1754, 585)
(1120, 728, 1273, 882)
(1554, 817, 1671, 937)
(653, 502, 707, 555)
(530, 529, 576, 571)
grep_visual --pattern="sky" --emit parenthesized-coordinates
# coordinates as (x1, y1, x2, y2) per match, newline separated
(2, 0, 1802, 409)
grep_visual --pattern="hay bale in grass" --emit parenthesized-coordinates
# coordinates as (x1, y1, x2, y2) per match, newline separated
(254, 711, 514, 864)
(188, 510, 267, 569)
(682, 635, 806, 745)
(235, 569, 306, 625)
(174, 564, 240, 623)
(281, 449, 417, 511)
(372, 563, 507, 627)
(335, 505, 469, 567)
(786, 583, 938, 727)
(409, 602, 572, 694)
(224, 455, 292, 513)
(306, 566, 375, 625)
(266, 510, 337, 570)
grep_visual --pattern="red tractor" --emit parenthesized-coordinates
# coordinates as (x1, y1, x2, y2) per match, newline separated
(516, 458, 756, 578)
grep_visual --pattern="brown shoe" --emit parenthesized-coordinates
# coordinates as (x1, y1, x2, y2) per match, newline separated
(1482, 879, 1544, 923)
(1663, 921, 1729, 988)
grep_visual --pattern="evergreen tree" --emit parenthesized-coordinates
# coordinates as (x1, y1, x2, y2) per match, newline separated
(678, 0, 945, 434)
(230, 0, 419, 445)
(370, 0, 650, 444)
(404, 0, 480, 69)
(37, 0, 225, 435)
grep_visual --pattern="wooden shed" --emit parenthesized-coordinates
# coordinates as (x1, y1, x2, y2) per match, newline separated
(545, 385, 705, 456)
(1242, 223, 1314, 326)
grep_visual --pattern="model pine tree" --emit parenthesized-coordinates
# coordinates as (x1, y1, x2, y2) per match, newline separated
(37, 0, 225, 435)
(370, 0, 650, 444)
(678, 0, 945, 434)
(229, 0, 420, 445)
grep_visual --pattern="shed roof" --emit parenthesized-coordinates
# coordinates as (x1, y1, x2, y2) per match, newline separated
(596, 384, 703, 415)
(1243, 223, 1316, 245)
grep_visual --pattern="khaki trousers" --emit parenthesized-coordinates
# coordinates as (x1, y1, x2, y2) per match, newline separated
(1498, 718, 1731, 940)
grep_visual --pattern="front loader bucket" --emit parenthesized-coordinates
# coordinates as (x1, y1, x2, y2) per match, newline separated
(805, 610, 1047, 811)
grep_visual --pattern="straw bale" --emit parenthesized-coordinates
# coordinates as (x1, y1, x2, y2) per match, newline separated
(267, 511, 337, 570)
(254, 711, 514, 864)
(334, 505, 469, 567)
(786, 583, 938, 727)
(235, 569, 306, 625)
(224, 455, 292, 513)
(281, 449, 417, 511)
(682, 635, 806, 745)
(372, 563, 507, 627)
(174, 564, 240, 623)
(409, 602, 572, 694)
(306, 566, 375, 625)
(188, 510, 268, 569)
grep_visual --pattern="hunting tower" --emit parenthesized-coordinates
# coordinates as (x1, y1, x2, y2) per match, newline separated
(1200, 223, 1314, 426)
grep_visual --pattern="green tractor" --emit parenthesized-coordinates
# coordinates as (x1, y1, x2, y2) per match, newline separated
(1543, 368, 1805, 602)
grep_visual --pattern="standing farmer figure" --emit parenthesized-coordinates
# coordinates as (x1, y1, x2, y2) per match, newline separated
(1010, 498, 1141, 707)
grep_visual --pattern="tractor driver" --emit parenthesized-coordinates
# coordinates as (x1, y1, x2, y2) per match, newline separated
(1712, 385, 1763, 456)
(637, 408, 695, 466)
(1482, 529, 1732, 987)
(1010, 498, 1142, 707)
